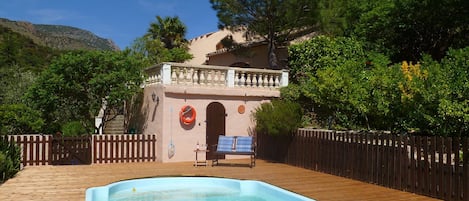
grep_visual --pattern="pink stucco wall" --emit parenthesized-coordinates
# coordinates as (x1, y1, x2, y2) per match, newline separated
(142, 84, 279, 163)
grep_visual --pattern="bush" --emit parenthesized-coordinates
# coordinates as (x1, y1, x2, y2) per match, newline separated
(0, 104, 44, 135)
(288, 35, 366, 84)
(286, 36, 376, 130)
(286, 35, 468, 136)
(253, 100, 303, 136)
(0, 138, 21, 183)
(61, 121, 88, 137)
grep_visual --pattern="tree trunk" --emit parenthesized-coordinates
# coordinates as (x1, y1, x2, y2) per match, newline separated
(268, 32, 280, 69)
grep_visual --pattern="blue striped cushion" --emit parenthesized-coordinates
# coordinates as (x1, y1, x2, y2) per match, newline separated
(235, 136, 253, 152)
(216, 136, 235, 152)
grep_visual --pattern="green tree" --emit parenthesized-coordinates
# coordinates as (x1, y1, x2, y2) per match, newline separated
(286, 36, 398, 130)
(210, 0, 319, 69)
(0, 104, 44, 135)
(0, 30, 20, 67)
(288, 35, 366, 84)
(436, 48, 469, 136)
(327, 0, 469, 62)
(286, 34, 468, 136)
(403, 49, 469, 136)
(148, 16, 188, 49)
(0, 65, 37, 104)
(129, 16, 192, 64)
(317, 0, 347, 36)
(25, 50, 144, 134)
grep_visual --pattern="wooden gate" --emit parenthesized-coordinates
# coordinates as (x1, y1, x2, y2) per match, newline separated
(51, 136, 92, 165)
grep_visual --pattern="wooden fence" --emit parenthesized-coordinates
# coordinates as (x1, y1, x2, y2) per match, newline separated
(5, 135, 51, 167)
(257, 128, 469, 201)
(93, 134, 157, 163)
(2, 134, 157, 167)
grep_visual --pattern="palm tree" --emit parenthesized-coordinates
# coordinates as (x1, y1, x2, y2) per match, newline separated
(147, 16, 187, 49)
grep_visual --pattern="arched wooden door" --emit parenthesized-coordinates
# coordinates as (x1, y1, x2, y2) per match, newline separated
(206, 102, 226, 160)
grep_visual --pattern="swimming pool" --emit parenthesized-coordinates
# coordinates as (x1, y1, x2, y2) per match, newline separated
(86, 177, 315, 201)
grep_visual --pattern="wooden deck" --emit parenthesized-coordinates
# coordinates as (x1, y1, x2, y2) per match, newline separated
(0, 159, 441, 201)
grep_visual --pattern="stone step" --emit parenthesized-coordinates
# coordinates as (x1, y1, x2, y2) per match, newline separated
(107, 115, 125, 120)
(105, 121, 124, 127)
(103, 127, 124, 134)
(104, 130, 124, 134)
(103, 115, 125, 134)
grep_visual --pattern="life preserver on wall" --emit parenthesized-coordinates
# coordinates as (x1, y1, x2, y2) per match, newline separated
(179, 105, 196, 125)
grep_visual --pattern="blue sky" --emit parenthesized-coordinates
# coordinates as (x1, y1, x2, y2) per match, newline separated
(0, 0, 219, 49)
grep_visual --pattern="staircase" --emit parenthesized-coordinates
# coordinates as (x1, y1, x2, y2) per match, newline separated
(103, 115, 125, 134)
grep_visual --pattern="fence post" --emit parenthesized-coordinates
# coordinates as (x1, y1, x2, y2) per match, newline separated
(445, 137, 452, 200)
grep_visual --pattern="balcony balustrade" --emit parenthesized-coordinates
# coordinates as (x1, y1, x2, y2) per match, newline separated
(145, 62, 288, 89)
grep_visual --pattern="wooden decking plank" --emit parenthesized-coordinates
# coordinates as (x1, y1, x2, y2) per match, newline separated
(0, 160, 441, 201)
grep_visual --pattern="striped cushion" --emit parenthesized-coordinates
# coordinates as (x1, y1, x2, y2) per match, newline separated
(235, 136, 253, 152)
(216, 136, 235, 152)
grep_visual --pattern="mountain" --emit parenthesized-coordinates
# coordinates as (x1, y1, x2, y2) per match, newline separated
(0, 25, 59, 71)
(0, 18, 119, 51)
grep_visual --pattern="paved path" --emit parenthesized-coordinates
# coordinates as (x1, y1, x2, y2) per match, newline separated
(0, 160, 441, 201)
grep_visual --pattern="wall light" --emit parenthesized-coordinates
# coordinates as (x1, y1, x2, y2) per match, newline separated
(152, 92, 159, 104)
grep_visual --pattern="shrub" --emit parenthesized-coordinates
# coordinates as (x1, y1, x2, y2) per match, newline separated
(286, 35, 468, 136)
(0, 138, 21, 183)
(288, 35, 366, 84)
(253, 100, 303, 136)
(61, 121, 88, 137)
(0, 104, 44, 135)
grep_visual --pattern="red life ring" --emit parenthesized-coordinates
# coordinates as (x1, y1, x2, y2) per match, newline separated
(179, 105, 196, 125)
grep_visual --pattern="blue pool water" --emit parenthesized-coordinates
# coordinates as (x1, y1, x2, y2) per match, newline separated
(86, 177, 315, 201)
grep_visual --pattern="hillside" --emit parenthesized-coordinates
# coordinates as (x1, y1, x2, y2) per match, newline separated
(0, 25, 60, 71)
(0, 18, 119, 51)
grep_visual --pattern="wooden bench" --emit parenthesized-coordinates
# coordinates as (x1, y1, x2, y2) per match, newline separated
(212, 135, 256, 168)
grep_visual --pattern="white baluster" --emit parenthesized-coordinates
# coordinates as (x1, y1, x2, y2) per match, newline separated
(177, 68, 184, 84)
(186, 68, 193, 85)
(239, 72, 246, 87)
(213, 70, 220, 86)
(247, 73, 252, 87)
(274, 75, 280, 88)
(253, 73, 259, 88)
(269, 74, 274, 88)
(263, 74, 269, 88)
(253, 73, 258, 88)
(258, 74, 264, 88)
(199, 70, 206, 86)
(148, 75, 154, 84)
(220, 71, 226, 86)
(153, 74, 158, 84)
(193, 69, 199, 86)
(171, 69, 177, 84)
(207, 70, 213, 86)
(234, 72, 240, 87)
